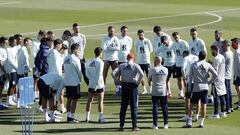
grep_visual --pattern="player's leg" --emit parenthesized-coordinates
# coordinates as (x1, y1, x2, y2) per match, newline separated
(119, 83, 130, 130)
(59, 90, 66, 113)
(129, 85, 139, 131)
(199, 90, 208, 127)
(151, 96, 159, 129)
(97, 90, 105, 123)
(160, 96, 168, 129)
(86, 89, 95, 122)
(103, 61, 110, 84)
(80, 58, 89, 85)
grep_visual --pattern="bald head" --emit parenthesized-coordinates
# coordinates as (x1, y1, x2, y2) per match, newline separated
(154, 56, 162, 66)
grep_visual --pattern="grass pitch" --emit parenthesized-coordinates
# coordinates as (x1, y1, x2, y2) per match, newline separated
(0, 0, 240, 135)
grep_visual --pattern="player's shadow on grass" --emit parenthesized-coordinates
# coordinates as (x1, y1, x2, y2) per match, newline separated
(14, 127, 119, 133)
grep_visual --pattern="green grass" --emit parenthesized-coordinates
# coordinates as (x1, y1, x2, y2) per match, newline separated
(0, 0, 240, 134)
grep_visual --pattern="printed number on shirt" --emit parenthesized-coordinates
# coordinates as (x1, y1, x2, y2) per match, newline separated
(121, 44, 127, 51)
(140, 46, 145, 53)
(176, 49, 181, 56)
(167, 51, 172, 57)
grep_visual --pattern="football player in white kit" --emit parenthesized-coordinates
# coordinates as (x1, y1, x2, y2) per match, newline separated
(172, 32, 189, 98)
(102, 26, 120, 90)
(135, 29, 153, 94)
(188, 28, 206, 56)
(152, 25, 172, 56)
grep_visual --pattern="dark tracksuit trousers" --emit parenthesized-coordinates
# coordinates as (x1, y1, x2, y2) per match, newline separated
(120, 82, 138, 128)
(152, 96, 168, 126)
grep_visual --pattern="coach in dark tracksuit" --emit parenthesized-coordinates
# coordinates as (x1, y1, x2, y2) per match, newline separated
(112, 53, 144, 132)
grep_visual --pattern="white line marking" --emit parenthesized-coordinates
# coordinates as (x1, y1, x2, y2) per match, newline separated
(0, 1, 22, 5)
(17, 8, 239, 36)
(86, 12, 223, 37)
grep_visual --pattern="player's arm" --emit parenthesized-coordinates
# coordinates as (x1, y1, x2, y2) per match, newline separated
(148, 40, 153, 53)
(136, 64, 144, 85)
(187, 64, 194, 93)
(209, 64, 218, 84)
(112, 66, 121, 82)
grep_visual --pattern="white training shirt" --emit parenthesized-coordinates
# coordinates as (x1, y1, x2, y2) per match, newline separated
(182, 54, 198, 81)
(152, 33, 172, 56)
(47, 49, 63, 76)
(31, 39, 40, 68)
(188, 38, 206, 56)
(223, 50, 233, 80)
(102, 35, 120, 61)
(188, 60, 218, 93)
(68, 33, 86, 59)
(172, 39, 189, 67)
(233, 48, 240, 79)
(40, 73, 65, 101)
(135, 38, 153, 64)
(63, 54, 82, 86)
(86, 57, 105, 90)
(118, 35, 132, 63)
(212, 54, 226, 96)
(17, 46, 30, 75)
(0, 47, 7, 76)
(148, 65, 168, 96)
(4, 46, 18, 74)
(156, 43, 175, 67)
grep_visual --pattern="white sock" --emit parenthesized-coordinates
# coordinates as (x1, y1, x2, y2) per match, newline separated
(99, 112, 103, 119)
(143, 86, 147, 91)
(50, 111, 54, 119)
(67, 112, 71, 118)
(43, 109, 48, 118)
(200, 118, 204, 126)
(186, 115, 189, 119)
(86, 111, 90, 120)
(188, 118, 192, 125)
(61, 104, 64, 108)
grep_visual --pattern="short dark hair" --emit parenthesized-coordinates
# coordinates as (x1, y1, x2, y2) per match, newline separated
(38, 30, 46, 36)
(94, 47, 103, 57)
(183, 50, 190, 56)
(215, 30, 222, 34)
(23, 37, 32, 45)
(161, 35, 168, 43)
(210, 45, 218, 51)
(120, 26, 128, 31)
(41, 37, 52, 44)
(137, 29, 144, 34)
(198, 51, 207, 60)
(190, 28, 197, 32)
(172, 32, 179, 37)
(14, 34, 23, 40)
(70, 43, 79, 53)
(72, 23, 79, 28)
(54, 39, 63, 47)
(153, 25, 162, 33)
(0, 36, 8, 44)
(47, 31, 54, 35)
(9, 36, 16, 42)
(231, 38, 240, 43)
(108, 26, 114, 31)
(63, 30, 72, 36)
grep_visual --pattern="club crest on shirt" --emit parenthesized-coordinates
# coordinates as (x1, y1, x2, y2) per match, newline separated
(64, 58, 71, 64)
(89, 61, 96, 67)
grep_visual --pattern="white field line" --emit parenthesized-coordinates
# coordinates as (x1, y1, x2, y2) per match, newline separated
(17, 8, 239, 36)
(0, 1, 22, 5)
(86, 12, 223, 37)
